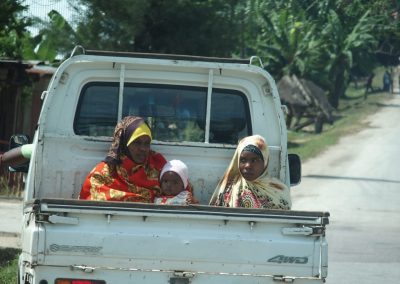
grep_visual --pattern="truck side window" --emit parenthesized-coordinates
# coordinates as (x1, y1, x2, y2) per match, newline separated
(74, 83, 119, 136)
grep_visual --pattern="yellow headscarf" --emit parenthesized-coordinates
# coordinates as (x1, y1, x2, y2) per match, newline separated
(127, 122, 152, 146)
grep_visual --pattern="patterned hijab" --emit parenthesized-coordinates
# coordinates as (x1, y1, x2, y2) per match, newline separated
(209, 135, 291, 210)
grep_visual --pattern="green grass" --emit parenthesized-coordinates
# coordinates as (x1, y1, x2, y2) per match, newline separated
(0, 176, 13, 197)
(0, 174, 24, 198)
(288, 85, 392, 162)
(0, 248, 20, 284)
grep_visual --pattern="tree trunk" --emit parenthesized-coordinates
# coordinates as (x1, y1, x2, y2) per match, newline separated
(328, 57, 347, 109)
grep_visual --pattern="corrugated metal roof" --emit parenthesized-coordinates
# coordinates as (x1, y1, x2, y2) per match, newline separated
(26, 64, 56, 75)
(0, 60, 56, 75)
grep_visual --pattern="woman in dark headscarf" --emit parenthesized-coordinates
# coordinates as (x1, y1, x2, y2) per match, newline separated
(209, 135, 291, 210)
(79, 116, 167, 202)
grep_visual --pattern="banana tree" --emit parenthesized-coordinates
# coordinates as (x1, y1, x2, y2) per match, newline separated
(321, 9, 378, 108)
(26, 10, 78, 62)
(254, 5, 324, 80)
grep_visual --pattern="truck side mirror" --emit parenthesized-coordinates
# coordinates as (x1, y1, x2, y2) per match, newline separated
(8, 134, 30, 173)
(288, 153, 301, 186)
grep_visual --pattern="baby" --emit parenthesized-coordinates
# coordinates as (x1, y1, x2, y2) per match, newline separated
(154, 159, 195, 205)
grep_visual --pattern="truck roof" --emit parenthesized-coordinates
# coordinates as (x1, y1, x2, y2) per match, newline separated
(79, 49, 254, 65)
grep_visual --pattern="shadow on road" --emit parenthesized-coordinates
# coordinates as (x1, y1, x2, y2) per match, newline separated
(304, 174, 400, 184)
(374, 102, 400, 108)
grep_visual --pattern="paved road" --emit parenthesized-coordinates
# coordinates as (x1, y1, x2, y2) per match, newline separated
(0, 198, 22, 248)
(292, 95, 400, 283)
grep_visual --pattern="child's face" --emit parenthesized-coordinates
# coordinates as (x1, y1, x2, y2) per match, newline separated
(160, 171, 185, 196)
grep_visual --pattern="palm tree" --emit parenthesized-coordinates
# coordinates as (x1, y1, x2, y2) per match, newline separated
(253, 1, 380, 109)
(320, 9, 378, 108)
(31, 10, 78, 62)
(254, 4, 323, 80)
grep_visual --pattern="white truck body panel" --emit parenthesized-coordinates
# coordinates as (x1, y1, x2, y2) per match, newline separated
(19, 51, 329, 283)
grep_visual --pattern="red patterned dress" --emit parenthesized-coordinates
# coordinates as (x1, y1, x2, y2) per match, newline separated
(79, 152, 166, 202)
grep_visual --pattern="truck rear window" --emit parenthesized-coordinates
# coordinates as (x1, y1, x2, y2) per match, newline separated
(74, 83, 251, 144)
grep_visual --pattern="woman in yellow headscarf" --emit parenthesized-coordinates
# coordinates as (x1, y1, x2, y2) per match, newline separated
(79, 116, 167, 202)
(209, 135, 291, 210)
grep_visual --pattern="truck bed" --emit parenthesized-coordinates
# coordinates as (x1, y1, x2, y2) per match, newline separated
(22, 198, 329, 283)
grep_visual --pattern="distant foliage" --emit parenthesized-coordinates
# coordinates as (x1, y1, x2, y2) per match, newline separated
(2, 0, 399, 107)
(0, 0, 31, 58)
(70, 0, 239, 57)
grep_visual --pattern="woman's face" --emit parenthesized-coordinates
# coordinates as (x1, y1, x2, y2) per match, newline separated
(160, 171, 184, 196)
(127, 135, 151, 164)
(239, 150, 265, 181)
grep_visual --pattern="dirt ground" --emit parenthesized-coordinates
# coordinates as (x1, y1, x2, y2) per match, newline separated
(291, 94, 400, 283)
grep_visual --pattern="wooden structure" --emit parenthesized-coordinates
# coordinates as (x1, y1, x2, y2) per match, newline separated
(278, 75, 334, 133)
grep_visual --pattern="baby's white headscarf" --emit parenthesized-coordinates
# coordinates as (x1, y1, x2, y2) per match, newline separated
(160, 159, 189, 189)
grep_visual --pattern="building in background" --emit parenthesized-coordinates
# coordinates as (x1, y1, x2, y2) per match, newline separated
(0, 61, 55, 196)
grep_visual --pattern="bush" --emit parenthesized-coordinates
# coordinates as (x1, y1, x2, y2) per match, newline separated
(0, 248, 20, 284)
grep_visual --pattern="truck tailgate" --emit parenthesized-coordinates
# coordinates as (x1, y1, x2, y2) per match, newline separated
(26, 198, 329, 283)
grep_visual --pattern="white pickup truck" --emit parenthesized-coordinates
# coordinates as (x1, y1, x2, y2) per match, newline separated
(14, 47, 329, 284)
